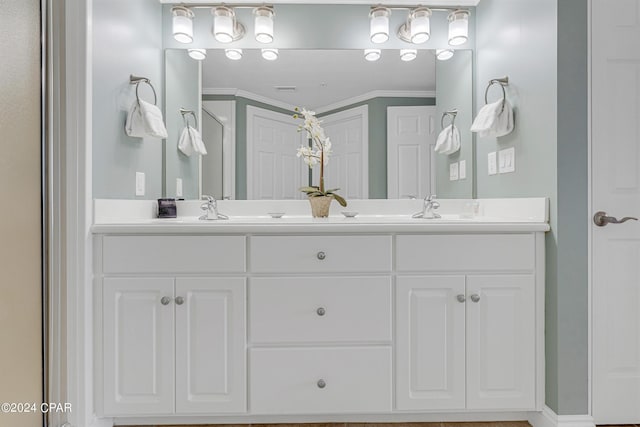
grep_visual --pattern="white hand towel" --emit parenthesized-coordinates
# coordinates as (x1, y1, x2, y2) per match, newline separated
(471, 98, 514, 138)
(188, 126, 208, 156)
(434, 125, 461, 155)
(125, 102, 146, 138)
(138, 99, 168, 139)
(178, 125, 208, 157)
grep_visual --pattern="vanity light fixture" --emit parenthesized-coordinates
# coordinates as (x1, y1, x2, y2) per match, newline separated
(254, 6, 275, 43)
(400, 49, 417, 61)
(212, 6, 245, 43)
(448, 9, 469, 46)
(188, 48, 207, 60)
(364, 48, 381, 62)
(172, 6, 195, 44)
(409, 7, 432, 44)
(369, 7, 391, 44)
(225, 48, 243, 60)
(436, 48, 454, 60)
(261, 48, 279, 61)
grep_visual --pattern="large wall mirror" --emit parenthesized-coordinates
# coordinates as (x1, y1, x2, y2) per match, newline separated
(165, 48, 473, 200)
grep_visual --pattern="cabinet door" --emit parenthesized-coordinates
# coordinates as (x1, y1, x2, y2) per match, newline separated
(103, 278, 175, 415)
(466, 275, 535, 410)
(175, 278, 246, 413)
(396, 276, 466, 410)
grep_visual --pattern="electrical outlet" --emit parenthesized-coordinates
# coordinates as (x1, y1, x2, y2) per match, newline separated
(176, 178, 183, 197)
(499, 147, 516, 174)
(488, 152, 497, 175)
(135, 172, 145, 196)
(449, 162, 459, 181)
(459, 160, 467, 180)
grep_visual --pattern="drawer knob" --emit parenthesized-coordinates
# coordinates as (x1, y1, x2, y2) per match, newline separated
(317, 379, 327, 389)
(160, 296, 172, 306)
(175, 296, 185, 305)
(317, 251, 326, 260)
(470, 294, 481, 303)
(456, 294, 466, 303)
(316, 307, 326, 316)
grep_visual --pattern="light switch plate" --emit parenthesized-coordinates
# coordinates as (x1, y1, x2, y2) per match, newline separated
(176, 178, 183, 197)
(499, 147, 516, 174)
(449, 162, 459, 181)
(488, 152, 497, 175)
(459, 160, 467, 180)
(135, 172, 145, 196)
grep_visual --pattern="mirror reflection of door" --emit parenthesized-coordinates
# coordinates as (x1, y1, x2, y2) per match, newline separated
(201, 108, 224, 199)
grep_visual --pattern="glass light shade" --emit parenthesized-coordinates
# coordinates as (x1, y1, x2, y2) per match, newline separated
(436, 49, 454, 61)
(213, 6, 235, 43)
(364, 49, 381, 62)
(410, 8, 432, 44)
(254, 7, 275, 44)
(225, 48, 243, 60)
(261, 48, 279, 61)
(400, 49, 417, 62)
(188, 49, 206, 60)
(448, 10, 470, 46)
(369, 7, 391, 44)
(172, 6, 194, 44)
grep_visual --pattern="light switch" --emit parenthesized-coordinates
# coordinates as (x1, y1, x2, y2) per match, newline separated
(135, 172, 145, 196)
(459, 160, 467, 180)
(176, 178, 183, 197)
(449, 162, 459, 181)
(499, 147, 516, 174)
(488, 152, 497, 175)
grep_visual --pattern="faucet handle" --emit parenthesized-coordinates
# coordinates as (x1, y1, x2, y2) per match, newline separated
(201, 195, 214, 203)
(426, 194, 437, 201)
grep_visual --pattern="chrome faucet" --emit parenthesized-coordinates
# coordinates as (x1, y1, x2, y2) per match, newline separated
(412, 194, 441, 219)
(199, 195, 228, 220)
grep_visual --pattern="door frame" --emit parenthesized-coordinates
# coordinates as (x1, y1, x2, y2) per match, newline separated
(587, 0, 593, 418)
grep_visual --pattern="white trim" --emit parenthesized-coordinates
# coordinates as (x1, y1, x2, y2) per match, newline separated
(160, 0, 480, 5)
(203, 87, 437, 116)
(528, 406, 595, 427)
(586, 0, 593, 419)
(197, 59, 203, 198)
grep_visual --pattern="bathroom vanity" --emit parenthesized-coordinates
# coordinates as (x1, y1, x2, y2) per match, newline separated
(91, 198, 548, 425)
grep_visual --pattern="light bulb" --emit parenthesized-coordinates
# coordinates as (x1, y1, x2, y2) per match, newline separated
(254, 7, 275, 44)
(400, 49, 417, 62)
(225, 48, 243, 60)
(410, 7, 432, 44)
(262, 48, 279, 61)
(188, 49, 206, 61)
(436, 49, 454, 61)
(364, 49, 381, 62)
(172, 6, 194, 44)
(448, 10, 470, 46)
(369, 7, 391, 44)
(213, 6, 235, 43)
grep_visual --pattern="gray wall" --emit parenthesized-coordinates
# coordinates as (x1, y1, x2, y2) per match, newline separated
(164, 49, 200, 199)
(93, 0, 164, 199)
(436, 51, 474, 198)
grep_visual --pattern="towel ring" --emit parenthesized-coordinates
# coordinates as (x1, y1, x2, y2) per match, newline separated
(484, 76, 509, 112)
(130, 74, 158, 106)
(441, 109, 458, 130)
(180, 108, 198, 128)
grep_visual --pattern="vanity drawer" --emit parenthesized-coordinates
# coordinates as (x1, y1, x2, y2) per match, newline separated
(249, 235, 392, 273)
(102, 235, 246, 274)
(396, 234, 535, 272)
(250, 346, 392, 414)
(249, 276, 391, 344)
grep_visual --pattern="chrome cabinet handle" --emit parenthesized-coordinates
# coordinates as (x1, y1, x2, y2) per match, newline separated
(470, 294, 480, 303)
(593, 211, 638, 227)
(317, 379, 326, 389)
(456, 294, 466, 303)
(316, 307, 326, 316)
(160, 296, 172, 305)
(175, 296, 185, 305)
(317, 251, 326, 260)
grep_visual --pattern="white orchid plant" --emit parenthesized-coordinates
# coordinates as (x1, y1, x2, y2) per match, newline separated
(294, 107, 347, 207)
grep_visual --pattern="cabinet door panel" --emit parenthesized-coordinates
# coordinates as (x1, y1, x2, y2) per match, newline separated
(466, 275, 535, 410)
(103, 278, 174, 415)
(396, 276, 466, 410)
(175, 278, 246, 413)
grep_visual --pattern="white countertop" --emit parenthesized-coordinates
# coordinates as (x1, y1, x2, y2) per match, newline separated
(92, 198, 550, 234)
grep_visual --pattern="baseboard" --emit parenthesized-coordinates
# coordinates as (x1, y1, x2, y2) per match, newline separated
(529, 406, 595, 427)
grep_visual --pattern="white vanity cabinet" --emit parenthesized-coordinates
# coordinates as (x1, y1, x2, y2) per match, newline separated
(395, 234, 541, 412)
(97, 235, 247, 417)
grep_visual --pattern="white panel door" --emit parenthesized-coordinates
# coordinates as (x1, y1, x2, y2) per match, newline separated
(246, 106, 306, 200)
(387, 106, 437, 199)
(466, 275, 535, 410)
(103, 278, 174, 415)
(396, 276, 466, 410)
(592, 0, 640, 422)
(175, 277, 246, 414)
(317, 105, 369, 199)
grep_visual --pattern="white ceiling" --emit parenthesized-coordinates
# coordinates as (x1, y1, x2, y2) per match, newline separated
(201, 49, 437, 110)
